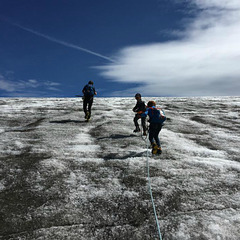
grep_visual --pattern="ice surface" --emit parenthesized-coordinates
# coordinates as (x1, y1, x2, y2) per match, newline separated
(0, 97, 239, 239)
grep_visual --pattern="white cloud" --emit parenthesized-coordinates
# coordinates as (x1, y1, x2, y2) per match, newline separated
(0, 74, 16, 92)
(98, 0, 240, 96)
(0, 74, 61, 94)
(43, 81, 61, 87)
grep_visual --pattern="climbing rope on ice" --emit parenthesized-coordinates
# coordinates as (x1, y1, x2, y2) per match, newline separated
(141, 127, 163, 240)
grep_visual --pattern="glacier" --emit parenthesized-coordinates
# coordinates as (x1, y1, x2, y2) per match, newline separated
(0, 97, 239, 239)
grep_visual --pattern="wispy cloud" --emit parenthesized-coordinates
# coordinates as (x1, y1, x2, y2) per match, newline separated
(43, 81, 61, 91)
(0, 73, 61, 96)
(98, 0, 240, 96)
(1, 16, 115, 63)
(0, 74, 16, 92)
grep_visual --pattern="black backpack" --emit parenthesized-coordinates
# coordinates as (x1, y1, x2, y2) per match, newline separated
(84, 84, 95, 96)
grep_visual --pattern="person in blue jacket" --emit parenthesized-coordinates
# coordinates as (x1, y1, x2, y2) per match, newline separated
(82, 81, 97, 120)
(142, 101, 166, 154)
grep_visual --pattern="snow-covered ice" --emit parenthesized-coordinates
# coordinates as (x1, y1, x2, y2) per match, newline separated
(0, 97, 239, 239)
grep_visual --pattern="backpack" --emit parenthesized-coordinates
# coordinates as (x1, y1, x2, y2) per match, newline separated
(149, 107, 166, 124)
(84, 84, 95, 97)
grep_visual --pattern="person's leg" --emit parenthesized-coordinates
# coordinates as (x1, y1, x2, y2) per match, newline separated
(83, 98, 88, 118)
(153, 124, 162, 147)
(152, 124, 162, 154)
(133, 114, 140, 132)
(87, 97, 93, 118)
(149, 124, 159, 154)
(141, 117, 147, 134)
(148, 124, 155, 145)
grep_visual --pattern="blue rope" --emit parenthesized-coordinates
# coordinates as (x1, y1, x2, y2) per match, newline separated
(145, 137, 163, 240)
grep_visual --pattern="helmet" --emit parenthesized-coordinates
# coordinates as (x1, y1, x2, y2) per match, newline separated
(135, 93, 141, 98)
(88, 81, 93, 85)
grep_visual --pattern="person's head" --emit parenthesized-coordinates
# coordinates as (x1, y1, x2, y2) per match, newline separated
(135, 93, 141, 100)
(147, 101, 156, 107)
(88, 81, 93, 85)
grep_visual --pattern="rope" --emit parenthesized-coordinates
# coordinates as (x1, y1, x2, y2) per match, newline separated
(143, 129, 163, 240)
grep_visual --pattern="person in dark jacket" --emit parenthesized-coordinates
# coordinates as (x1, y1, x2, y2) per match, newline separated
(82, 81, 97, 120)
(142, 101, 166, 154)
(132, 93, 147, 135)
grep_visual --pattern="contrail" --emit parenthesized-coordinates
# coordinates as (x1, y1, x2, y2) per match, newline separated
(2, 17, 115, 63)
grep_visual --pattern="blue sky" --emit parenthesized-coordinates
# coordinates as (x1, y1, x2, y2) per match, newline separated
(0, 0, 240, 97)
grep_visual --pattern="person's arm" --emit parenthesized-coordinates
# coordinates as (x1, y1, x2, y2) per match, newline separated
(141, 108, 148, 117)
(82, 85, 86, 94)
(159, 109, 166, 121)
(133, 102, 140, 112)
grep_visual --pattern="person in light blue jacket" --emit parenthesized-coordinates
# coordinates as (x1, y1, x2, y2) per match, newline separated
(142, 101, 166, 155)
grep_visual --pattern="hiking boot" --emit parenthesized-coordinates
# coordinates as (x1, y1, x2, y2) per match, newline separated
(151, 143, 158, 155)
(157, 147, 162, 155)
(133, 127, 140, 133)
(85, 111, 90, 119)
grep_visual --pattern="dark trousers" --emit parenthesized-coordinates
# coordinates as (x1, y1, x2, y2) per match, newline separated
(83, 96, 93, 117)
(134, 114, 146, 131)
(149, 123, 162, 147)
